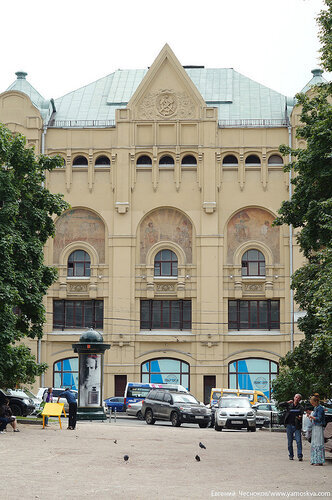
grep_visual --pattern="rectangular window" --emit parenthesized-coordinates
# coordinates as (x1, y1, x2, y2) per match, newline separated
(140, 300, 191, 330)
(228, 300, 280, 330)
(53, 300, 103, 329)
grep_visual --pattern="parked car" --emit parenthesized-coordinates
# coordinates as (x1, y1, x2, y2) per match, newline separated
(321, 403, 332, 424)
(252, 402, 281, 427)
(142, 389, 211, 428)
(0, 389, 35, 417)
(104, 397, 125, 412)
(126, 401, 143, 419)
(7, 389, 42, 415)
(214, 397, 256, 432)
(36, 388, 78, 412)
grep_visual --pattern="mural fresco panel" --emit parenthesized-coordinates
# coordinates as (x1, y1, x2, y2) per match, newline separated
(227, 208, 279, 263)
(140, 208, 192, 263)
(53, 209, 105, 263)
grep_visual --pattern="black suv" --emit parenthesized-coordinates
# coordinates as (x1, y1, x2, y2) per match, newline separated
(142, 389, 211, 428)
(0, 389, 35, 417)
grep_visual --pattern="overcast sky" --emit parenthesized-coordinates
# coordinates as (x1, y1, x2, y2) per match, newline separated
(1, 0, 329, 100)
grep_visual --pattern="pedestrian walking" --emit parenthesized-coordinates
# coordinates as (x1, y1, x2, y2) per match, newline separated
(57, 388, 77, 430)
(309, 396, 325, 465)
(279, 393, 304, 461)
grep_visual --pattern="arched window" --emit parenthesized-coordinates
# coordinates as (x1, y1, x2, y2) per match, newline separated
(68, 250, 91, 277)
(229, 358, 278, 399)
(245, 155, 261, 165)
(54, 357, 79, 390)
(268, 155, 283, 165)
(154, 249, 178, 276)
(223, 155, 238, 165)
(95, 155, 110, 167)
(141, 358, 190, 389)
(242, 249, 265, 276)
(137, 155, 152, 167)
(72, 156, 88, 167)
(181, 155, 197, 167)
(159, 155, 174, 167)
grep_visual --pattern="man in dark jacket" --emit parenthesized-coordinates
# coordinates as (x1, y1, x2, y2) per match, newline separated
(279, 393, 304, 461)
(57, 388, 77, 430)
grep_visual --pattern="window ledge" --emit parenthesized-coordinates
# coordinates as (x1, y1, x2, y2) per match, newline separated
(139, 330, 193, 336)
(66, 277, 90, 280)
(153, 276, 178, 280)
(50, 330, 103, 335)
(228, 330, 281, 336)
(241, 276, 266, 280)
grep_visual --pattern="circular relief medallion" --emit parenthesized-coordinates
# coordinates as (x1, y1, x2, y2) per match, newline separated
(156, 91, 177, 117)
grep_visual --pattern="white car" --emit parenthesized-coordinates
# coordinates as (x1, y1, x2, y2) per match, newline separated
(214, 397, 256, 432)
(37, 388, 78, 412)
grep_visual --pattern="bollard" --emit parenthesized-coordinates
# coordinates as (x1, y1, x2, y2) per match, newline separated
(114, 407, 117, 423)
(109, 407, 112, 423)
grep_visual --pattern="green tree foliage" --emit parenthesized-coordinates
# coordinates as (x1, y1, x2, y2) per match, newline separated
(0, 124, 70, 387)
(272, 1, 332, 402)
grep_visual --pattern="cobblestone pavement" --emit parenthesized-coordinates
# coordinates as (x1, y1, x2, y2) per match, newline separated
(1, 420, 331, 499)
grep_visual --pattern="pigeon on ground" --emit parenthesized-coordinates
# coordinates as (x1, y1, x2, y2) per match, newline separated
(124, 455, 129, 462)
(195, 455, 201, 462)
(199, 442, 206, 449)
(114, 439, 117, 444)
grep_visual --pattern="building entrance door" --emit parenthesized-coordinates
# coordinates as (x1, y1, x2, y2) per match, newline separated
(203, 375, 216, 405)
(114, 375, 127, 397)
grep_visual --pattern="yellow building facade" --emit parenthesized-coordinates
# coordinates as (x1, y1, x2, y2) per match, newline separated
(1, 46, 326, 402)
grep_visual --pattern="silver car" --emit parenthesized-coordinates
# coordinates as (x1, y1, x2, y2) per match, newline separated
(126, 401, 144, 419)
(214, 397, 256, 432)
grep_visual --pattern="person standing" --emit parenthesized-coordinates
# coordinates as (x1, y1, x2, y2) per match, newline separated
(279, 393, 304, 461)
(43, 388, 53, 427)
(309, 396, 325, 465)
(57, 388, 77, 430)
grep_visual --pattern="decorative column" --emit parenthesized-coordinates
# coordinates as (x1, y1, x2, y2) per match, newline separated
(72, 328, 110, 421)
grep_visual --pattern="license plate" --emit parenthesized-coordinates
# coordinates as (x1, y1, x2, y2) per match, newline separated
(231, 420, 243, 424)
(196, 416, 204, 419)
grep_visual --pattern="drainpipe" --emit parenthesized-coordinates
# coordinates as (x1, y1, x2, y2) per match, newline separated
(38, 123, 48, 387)
(288, 124, 294, 352)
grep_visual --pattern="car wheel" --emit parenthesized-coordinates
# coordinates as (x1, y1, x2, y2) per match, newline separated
(137, 410, 144, 420)
(250, 427, 257, 432)
(11, 404, 22, 417)
(198, 422, 209, 428)
(145, 409, 155, 425)
(214, 422, 222, 431)
(171, 412, 181, 427)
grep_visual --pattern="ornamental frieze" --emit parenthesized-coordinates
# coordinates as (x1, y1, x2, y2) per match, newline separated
(156, 283, 176, 292)
(138, 89, 195, 119)
(243, 283, 264, 292)
(68, 283, 89, 293)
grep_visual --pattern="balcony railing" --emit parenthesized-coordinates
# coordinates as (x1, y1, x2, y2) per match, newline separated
(218, 119, 288, 128)
(48, 119, 116, 128)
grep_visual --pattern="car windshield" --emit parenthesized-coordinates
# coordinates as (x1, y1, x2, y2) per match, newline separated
(239, 393, 254, 401)
(219, 398, 250, 408)
(172, 394, 198, 404)
(23, 389, 37, 399)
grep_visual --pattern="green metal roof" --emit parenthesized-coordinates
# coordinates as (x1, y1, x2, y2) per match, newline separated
(301, 68, 327, 94)
(51, 67, 289, 125)
(6, 71, 54, 123)
(5, 67, 302, 126)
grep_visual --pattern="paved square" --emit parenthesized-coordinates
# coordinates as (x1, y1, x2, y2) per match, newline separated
(2, 421, 331, 499)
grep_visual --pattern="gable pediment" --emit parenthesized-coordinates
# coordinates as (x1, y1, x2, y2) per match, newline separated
(128, 44, 206, 120)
